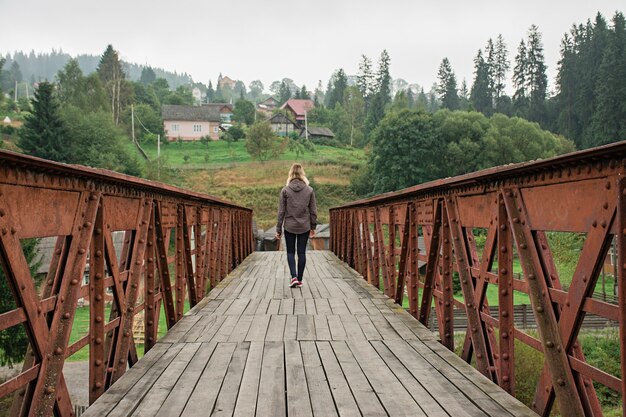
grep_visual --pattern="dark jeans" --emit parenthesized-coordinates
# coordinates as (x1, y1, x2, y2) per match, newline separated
(284, 230, 309, 281)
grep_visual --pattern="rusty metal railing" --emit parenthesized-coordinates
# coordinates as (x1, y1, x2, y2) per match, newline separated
(330, 140, 626, 417)
(0, 150, 254, 417)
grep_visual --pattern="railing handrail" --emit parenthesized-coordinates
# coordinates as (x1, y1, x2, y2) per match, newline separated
(0, 149, 251, 211)
(331, 139, 626, 210)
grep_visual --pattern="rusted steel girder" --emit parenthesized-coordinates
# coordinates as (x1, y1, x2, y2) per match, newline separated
(0, 150, 253, 417)
(329, 140, 626, 417)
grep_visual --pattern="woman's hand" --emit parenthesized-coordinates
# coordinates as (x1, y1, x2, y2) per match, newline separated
(309, 229, 316, 238)
(275, 233, 281, 240)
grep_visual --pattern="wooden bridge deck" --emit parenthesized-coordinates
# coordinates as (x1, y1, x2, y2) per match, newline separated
(83, 251, 535, 417)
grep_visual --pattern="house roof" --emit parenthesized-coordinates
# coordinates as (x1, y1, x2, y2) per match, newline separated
(162, 104, 232, 122)
(162, 105, 222, 122)
(280, 99, 315, 117)
(202, 103, 233, 112)
(269, 113, 297, 125)
(303, 127, 335, 138)
(259, 97, 278, 105)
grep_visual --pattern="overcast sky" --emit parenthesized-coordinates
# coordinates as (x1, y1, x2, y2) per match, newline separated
(1, 1, 623, 94)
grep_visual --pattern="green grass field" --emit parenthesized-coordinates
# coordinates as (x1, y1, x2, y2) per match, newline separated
(67, 300, 190, 362)
(138, 140, 366, 169)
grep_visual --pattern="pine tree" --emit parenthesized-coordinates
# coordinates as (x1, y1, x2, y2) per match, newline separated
(526, 25, 548, 124)
(590, 12, 626, 147)
(376, 50, 392, 107)
(555, 31, 577, 140)
(97, 45, 126, 124)
(470, 49, 493, 115)
(357, 54, 374, 106)
(493, 34, 510, 112)
(364, 50, 392, 137)
(300, 85, 310, 99)
(56, 58, 85, 108)
(328, 69, 348, 108)
(140, 66, 156, 85)
(278, 81, 291, 105)
(437, 58, 459, 110)
(19, 82, 69, 161)
(485, 38, 496, 101)
(512, 39, 529, 117)
(206, 81, 215, 103)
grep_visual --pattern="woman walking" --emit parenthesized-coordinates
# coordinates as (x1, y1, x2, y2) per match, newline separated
(276, 163, 317, 288)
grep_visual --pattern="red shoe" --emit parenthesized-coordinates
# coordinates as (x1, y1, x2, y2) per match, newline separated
(297, 281, 303, 288)
(290, 278, 298, 288)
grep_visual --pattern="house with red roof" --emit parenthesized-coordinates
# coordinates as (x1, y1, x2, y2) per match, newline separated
(280, 99, 315, 124)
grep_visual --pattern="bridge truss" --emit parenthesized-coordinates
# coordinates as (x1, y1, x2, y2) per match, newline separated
(0, 150, 253, 417)
(330, 141, 626, 417)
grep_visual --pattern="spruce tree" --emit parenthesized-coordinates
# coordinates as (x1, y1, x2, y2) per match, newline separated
(437, 58, 459, 110)
(512, 39, 529, 117)
(328, 69, 348, 108)
(493, 34, 510, 112)
(470, 49, 493, 114)
(357, 54, 374, 107)
(364, 50, 392, 137)
(19, 82, 69, 162)
(140, 66, 156, 85)
(97, 45, 126, 124)
(206, 81, 215, 103)
(590, 12, 626, 147)
(278, 81, 291, 105)
(526, 25, 548, 124)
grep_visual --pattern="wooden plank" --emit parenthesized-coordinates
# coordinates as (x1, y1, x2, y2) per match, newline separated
(81, 343, 176, 416)
(228, 315, 254, 342)
(267, 299, 281, 314)
(285, 341, 314, 417)
(196, 315, 228, 343)
(212, 342, 251, 417)
(294, 298, 306, 314)
(339, 315, 366, 341)
(152, 342, 217, 417)
(245, 314, 271, 341)
(314, 299, 332, 315)
(256, 341, 286, 416)
(314, 315, 332, 341)
(233, 341, 264, 417)
(328, 298, 350, 315)
(265, 315, 287, 341)
(384, 340, 489, 416)
(354, 315, 382, 340)
(279, 298, 295, 315)
(316, 342, 361, 417)
(181, 342, 237, 416)
(128, 343, 202, 416)
(327, 315, 348, 341)
(347, 340, 425, 417)
(300, 341, 339, 417)
(284, 315, 298, 341)
(371, 340, 449, 416)
(297, 315, 316, 341)
(330, 341, 387, 416)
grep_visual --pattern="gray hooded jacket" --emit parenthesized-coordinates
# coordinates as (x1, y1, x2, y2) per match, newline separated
(276, 179, 317, 235)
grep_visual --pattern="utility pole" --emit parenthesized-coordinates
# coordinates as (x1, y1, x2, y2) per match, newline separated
(304, 110, 308, 140)
(157, 134, 161, 181)
(131, 104, 136, 144)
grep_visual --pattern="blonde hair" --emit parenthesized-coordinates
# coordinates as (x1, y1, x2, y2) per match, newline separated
(286, 163, 309, 186)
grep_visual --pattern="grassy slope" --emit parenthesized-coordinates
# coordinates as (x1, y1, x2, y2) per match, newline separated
(140, 140, 365, 230)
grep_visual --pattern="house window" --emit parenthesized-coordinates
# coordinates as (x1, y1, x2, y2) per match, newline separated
(171, 124, 179, 132)
(193, 124, 202, 132)
(213, 127, 219, 133)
